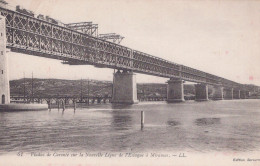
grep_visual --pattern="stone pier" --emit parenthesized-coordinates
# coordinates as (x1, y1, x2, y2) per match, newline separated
(224, 88, 233, 100)
(167, 78, 185, 102)
(195, 84, 209, 101)
(233, 90, 240, 99)
(212, 86, 224, 100)
(0, 16, 10, 104)
(112, 70, 138, 104)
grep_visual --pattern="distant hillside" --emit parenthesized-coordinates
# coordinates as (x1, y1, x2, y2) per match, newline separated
(10, 78, 198, 98)
(10, 78, 112, 97)
(249, 91, 260, 99)
(136, 83, 196, 97)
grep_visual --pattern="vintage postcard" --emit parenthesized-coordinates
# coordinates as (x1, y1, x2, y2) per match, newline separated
(0, 0, 259, 165)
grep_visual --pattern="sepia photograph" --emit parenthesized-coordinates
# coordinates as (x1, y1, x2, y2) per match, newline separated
(0, 0, 260, 165)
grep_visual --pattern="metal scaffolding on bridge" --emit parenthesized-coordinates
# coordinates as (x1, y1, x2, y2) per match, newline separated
(99, 33, 124, 44)
(65, 22, 98, 37)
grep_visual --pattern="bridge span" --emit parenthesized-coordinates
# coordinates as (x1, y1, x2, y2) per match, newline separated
(0, 5, 256, 104)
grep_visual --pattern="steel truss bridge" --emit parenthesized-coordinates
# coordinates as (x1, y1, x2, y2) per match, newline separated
(0, 6, 253, 90)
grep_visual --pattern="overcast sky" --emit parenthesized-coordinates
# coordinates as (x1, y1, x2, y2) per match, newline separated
(5, 0, 260, 85)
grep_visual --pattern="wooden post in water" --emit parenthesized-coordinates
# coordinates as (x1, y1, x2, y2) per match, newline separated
(141, 111, 144, 129)
(48, 101, 51, 111)
(57, 100, 60, 111)
(74, 100, 76, 112)
(62, 100, 65, 111)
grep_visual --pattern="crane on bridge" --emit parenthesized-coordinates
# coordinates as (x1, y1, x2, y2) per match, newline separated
(65, 22, 99, 37)
(99, 33, 124, 44)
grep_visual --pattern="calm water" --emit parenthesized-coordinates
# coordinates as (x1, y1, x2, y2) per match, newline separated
(0, 100, 260, 155)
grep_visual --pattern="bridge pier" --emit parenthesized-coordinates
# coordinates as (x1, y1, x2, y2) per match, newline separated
(195, 84, 209, 101)
(112, 70, 138, 104)
(212, 86, 224, 100)
(167, 78, 185, 102)
(0, 16, 10, 104)
(224, 88, 233, 100)
(233, 90, 240, 99)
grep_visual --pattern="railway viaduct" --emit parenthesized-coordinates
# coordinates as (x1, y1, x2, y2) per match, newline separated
(0, 6, 255, 104)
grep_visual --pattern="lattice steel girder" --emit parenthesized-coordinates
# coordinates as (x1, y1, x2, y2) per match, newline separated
(0, 6, 253, 89)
